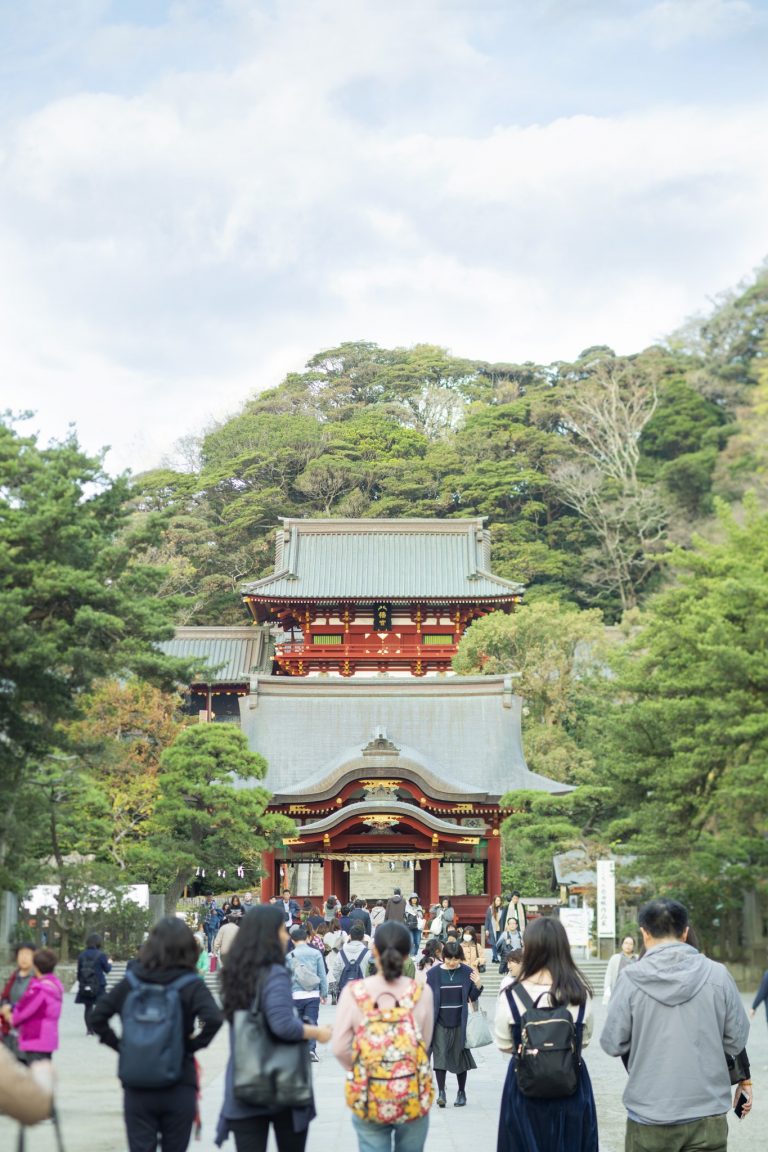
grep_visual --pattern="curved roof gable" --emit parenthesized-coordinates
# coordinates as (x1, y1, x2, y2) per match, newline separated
(242, 517, 524, 602)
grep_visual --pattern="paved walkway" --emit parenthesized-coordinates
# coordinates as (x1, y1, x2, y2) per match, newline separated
(2, 993, 766, 1151)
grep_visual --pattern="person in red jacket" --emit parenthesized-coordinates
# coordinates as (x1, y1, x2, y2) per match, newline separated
(1, 940, 36, 1054)
(0, 948, 64, 1063)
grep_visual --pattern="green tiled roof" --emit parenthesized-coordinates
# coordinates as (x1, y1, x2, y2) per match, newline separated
(242, 518, 524, 602)
(158, 627, 270, 683)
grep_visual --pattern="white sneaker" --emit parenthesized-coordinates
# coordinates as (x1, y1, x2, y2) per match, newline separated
(310, 1051, 320, 1062)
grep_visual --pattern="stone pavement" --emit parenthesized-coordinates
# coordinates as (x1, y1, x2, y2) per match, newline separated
(2, 992, 766, 1151)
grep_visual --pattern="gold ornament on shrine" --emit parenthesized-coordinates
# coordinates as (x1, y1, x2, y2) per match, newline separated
(362, 814, 400, 829)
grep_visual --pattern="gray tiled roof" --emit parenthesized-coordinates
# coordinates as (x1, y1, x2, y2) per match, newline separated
(158, 627, 270, 683)
(237, 674, 569, 800)
(242, 518, 524, 602)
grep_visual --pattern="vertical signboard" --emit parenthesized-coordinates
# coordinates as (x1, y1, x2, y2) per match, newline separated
(596, 859, 616, 937)
(374, 602, 392, 631)
(559, 907, 590, 948)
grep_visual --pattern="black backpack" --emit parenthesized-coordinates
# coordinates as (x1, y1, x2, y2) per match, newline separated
(118, 970, 199, 1089)
(505, 983, 585, 1099)
(78, 953, 101, 998)
(337, 947, 369, 996)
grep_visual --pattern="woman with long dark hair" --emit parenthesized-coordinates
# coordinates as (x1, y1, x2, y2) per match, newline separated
(92, 916, 223, 1152)
(216, 904, 331, 1152)
(494, 916, 597, 1152)
(425, 938, 482, 1108)
(332, 921, 434, 1151)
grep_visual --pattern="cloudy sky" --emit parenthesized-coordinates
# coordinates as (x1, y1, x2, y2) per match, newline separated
(1, 0, 767, 474)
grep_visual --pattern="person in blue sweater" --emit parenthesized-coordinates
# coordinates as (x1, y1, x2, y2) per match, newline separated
(426, 939, 482, 1108)
(217, 906, 331, 1152)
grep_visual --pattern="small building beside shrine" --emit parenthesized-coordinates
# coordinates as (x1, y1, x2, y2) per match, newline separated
(161, 517, 568, 919)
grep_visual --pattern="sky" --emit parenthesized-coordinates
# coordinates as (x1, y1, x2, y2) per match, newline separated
(1, 0, 767, 475)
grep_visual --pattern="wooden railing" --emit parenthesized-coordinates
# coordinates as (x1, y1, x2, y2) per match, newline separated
(275, 640, 457, 659)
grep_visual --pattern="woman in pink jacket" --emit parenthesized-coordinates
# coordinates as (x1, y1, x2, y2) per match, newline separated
(1, 948, 64, 1062)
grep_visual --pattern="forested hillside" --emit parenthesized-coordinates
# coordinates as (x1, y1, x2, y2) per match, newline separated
(130, 264, 768, 955)
(135, 266, 768, 626)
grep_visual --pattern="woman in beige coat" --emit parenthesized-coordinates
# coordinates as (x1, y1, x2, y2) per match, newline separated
(459, 926, 486, 974)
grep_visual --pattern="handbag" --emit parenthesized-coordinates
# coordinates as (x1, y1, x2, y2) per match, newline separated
(465, 1005, 493, 1048)
(232, 991, 313, 1109)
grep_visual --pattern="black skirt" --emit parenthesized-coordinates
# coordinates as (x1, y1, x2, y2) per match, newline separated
(431, 1023, 477, 1074)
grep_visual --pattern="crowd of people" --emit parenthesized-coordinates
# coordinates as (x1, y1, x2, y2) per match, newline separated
(0, 892, 762, 1152)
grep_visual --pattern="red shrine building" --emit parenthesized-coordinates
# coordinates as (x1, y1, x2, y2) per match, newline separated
(241, 518, 524, 677)
(163, 518, 567, 918)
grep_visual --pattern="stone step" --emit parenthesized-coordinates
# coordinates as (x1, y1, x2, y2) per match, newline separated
(105, 961, 220, 996)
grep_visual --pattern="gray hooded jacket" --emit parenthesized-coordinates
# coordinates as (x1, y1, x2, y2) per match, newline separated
(600, 941, 749, 1125)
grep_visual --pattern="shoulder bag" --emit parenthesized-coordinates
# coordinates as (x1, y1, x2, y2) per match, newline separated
(232, 984, 312, 1108)
(466, 1004, 493, 1048)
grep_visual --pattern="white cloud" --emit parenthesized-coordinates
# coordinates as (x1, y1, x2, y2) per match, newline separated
(644, 0, 757, 47)
(0, 1, 767, 473)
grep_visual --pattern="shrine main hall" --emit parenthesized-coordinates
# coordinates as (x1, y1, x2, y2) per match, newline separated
(163, 517, 567, 919)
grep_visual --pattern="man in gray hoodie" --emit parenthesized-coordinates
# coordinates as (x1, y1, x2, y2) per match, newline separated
(600, 897, 751, 1151)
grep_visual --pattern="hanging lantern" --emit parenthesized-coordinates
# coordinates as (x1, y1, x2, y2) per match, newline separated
(415, 860, 422, 871)
(343, 861, 349, 873)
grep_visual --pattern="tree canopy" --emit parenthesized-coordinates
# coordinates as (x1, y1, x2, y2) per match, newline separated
(0, 421, 189, 890)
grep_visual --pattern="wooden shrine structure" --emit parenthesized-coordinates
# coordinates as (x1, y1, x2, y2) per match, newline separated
(162, 518, 568, 918)
(241, 518, 524, 677)
(240, 518, 566, 913)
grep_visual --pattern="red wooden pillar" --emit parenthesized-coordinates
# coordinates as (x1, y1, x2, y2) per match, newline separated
(428, 858, 440, 908)
(331, 859, 346, 900)
(487, 830, 502, 898)
(415, 864, 429, 908)
(260, 850, 275, 904)
(323, 858, 333, 901)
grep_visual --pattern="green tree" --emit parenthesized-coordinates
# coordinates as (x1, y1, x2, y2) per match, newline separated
(131, 725, 294, 911)
(454, 603, 616, 890)
(66, 678, 188, 870)
(601, 498, 768, 953)
(0, 419, 188, 889)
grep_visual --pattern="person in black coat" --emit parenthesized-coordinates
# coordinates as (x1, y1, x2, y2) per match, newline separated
(347, 899, 372, 936)
(75, 933, 112, 1036)
(92, 917, 223, 1152)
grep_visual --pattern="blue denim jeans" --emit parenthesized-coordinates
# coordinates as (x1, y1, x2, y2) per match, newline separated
(293, 996, 319, 1053)
(410, 929, 422, 956)
(351, 1114, 429, 1152)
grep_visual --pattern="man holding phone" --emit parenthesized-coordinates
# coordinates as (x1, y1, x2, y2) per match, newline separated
(600, 897, 750, 1151)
